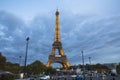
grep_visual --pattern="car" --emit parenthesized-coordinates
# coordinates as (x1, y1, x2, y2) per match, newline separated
(71, 74, 77, 78)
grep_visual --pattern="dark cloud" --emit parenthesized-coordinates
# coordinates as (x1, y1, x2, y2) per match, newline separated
(0, 11, 120, 66)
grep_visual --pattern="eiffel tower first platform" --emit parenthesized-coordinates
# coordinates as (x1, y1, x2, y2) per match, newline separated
(46, 10, 71, 69)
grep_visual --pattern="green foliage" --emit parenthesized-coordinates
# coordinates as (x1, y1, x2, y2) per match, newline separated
(27, 60, 46, 75)
(45, 67, 56, 75)
(87, 63, 109, 73)
(5, 62, 20, 74)
(0, 74, 15, 80)
(0, 52, 6, 70)
(27, 60, 56, 75)
(72, 63, 109, 73)
(116, 63, 120, 74)
(0, 52, 56, 76)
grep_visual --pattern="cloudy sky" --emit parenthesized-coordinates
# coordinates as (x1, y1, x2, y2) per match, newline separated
(0, 0, 120, 67)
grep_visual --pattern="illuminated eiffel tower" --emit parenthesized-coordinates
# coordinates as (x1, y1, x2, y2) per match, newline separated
(46, 9, 71, 69)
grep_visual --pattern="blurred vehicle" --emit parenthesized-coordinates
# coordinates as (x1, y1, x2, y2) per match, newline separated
(40, 75, 50, 80)
(71, 74, 77, 78)
(111, 69, 117, 76)
(76, 75, 84, 80)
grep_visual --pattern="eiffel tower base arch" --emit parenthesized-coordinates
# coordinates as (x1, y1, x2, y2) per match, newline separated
(46, 55, 71, 69)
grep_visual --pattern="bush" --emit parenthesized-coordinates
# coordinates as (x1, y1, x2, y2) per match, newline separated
(0, 74, 15, 80)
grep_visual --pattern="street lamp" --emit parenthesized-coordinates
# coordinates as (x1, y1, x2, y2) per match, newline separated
(89, 57, 91, 65)
(24, 37, 30, 77)
(19, 56, 21, 66)
(89, 57, 92, 80)
(19, 56, 21, 74)
(89, 57, 91, 69)
(81, 50, 85, 80)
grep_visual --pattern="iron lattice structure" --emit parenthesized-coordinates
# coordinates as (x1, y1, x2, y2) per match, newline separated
(46, 10, 71, 69)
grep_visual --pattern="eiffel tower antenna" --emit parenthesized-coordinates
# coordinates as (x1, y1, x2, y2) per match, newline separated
(46, 9, 71, 69)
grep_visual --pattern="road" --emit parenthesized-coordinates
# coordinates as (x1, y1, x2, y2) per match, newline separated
(52, 75, 120, 80)
(16, 75, 120, 80)
(91, 75, 120, 80)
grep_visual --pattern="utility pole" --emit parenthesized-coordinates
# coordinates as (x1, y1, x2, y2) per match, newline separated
(81, 50, 85, 80)
(19, 56, 21, 66)
(89, 57, 91, 66)
(24, 37, 30, 78)
(18, 56, 21, 74)
(89, 57, 92, 80)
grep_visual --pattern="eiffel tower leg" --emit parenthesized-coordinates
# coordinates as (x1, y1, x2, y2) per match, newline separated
(46, 60, 51, 67)
(63, 64, 67, 69)
(65, 60, 71, 68)
(59, 49, 65, 56)
(51, 48, 55, 55)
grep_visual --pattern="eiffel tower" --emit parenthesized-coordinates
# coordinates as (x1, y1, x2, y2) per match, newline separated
(46, 9, 71, 69)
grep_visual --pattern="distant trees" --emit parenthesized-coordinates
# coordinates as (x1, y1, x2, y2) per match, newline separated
(5, 62, 20, 74)
(70, 63, 109, 73)
(27, 60, 56, 75)
(45, 67, 56, 75)
(0, 52, 56, 75)
(91, 63, 109, 73)
(0, 52, 17, 80)
(0, 52, 21, 73)
(0, 52, 6, 70)
(116, 63, 120, 74)
(27, 60, 46, 74)
(0, 74, 15, 80)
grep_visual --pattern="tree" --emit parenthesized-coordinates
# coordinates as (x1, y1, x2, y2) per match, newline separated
(5, 62, 20, 74)
(0, 52, 6, 70)
(0, 52, 56, 75)
(116, 63, 120, 74)
(27, 60, 46, 75)
(45, 67, 56, 75)
(0, 74, 15, 80)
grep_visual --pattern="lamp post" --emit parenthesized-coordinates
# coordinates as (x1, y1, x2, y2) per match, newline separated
(89, 57, 92, 80)
(81, 50, 85, 80)
(24, 37, 30, 77)
(89, 57, 91, 66)
(19, 56, 21, 74)
(19, 56, 21, 66)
